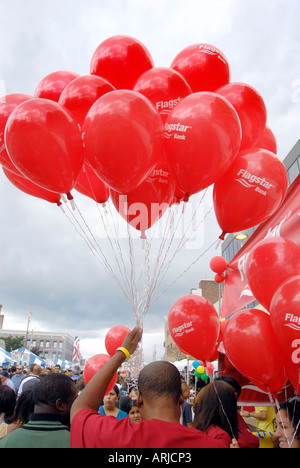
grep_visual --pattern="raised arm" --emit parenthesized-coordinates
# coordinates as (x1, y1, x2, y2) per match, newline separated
(70, 327, 143, 422)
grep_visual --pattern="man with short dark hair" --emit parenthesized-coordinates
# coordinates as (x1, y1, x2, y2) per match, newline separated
(70, 328, 227, 448)
(0, 373, 78, 448)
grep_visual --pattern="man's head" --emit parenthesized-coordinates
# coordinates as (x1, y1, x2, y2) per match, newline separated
(181, 382, 190, 400)
(72, 365, 80, 376)
(33, 373, 78, 425)
(29, 364, 42, 376)
(137, 361, 183, 421)
(15, 365, 24, 375)
(0, 370, 9, 385)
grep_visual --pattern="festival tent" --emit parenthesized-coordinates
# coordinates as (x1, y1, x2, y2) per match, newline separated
(0, 346, 13, 366)
(10, 347, 46, 367)
(54, 357, 73, 370)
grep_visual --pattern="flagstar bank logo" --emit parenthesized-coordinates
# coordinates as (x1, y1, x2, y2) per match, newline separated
(198, 45, 227, 65)
(235, 168, 274, 196)
(156, 97, 182, 117)
(164, 122, 192, 140)
(172, 321, 194, 337)
(284, 313, 300, 331)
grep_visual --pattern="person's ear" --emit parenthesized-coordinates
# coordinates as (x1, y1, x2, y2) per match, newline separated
(179, 392, 185, 406)
(137, 390, 143, 408)
(55, 398, 67, 414)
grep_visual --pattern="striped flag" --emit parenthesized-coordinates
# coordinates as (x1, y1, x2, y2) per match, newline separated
(72, 337, 80, 362)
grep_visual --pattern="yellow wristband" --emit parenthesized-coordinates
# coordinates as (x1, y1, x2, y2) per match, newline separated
(116, 347, 131, 360)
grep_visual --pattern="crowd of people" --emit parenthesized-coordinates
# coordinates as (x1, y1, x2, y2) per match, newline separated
(0, 328, 299, 449)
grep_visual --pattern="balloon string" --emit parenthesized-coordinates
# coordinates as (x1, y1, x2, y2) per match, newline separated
(61, 187, 217, 343)
(158, 190, 211, 280)
(97, 200, 132, 297)
(147, 190, 210, 304)
(61, 198, 135, 308)
(140, 203, 179, 318)
(153, 236, 218, 304)
(80, 168, 133, 298)
(155, 203, 213, 290)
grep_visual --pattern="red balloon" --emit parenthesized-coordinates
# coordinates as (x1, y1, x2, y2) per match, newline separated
(110, 160, 175, 238)
(83, 90, 164, 194)
(216, 82, 267, 150)
(90, 35, 154, 90)
(208, 347, 219, 363)
(173, 184, 186, 204)
(105, 325, 131, 357)
(34, 71, 79, 102)
(171, 43, 230, 92)
(0, 94, 33, 174)
(245, 238, 300, 311)
(224, 308, 287, 394)
(75, 162, 109, 204)
(133, 67, 192, 123)
(2, 166, 62, 205)
(218, 319, 229, 343)
(164, 92, 241, 198)
(214, 273, 225, 284)
(5, 98, 84, 196)
(286, 360, 300, 396)
(210, 256, 228, 274)
(270, 276, 300, 362)
(255, 126, 277, 154)
(83, 354, 117, 394)
(168, 294, 220, 361)
(213, 148, 288, 236)
(59, 74, 115, 128)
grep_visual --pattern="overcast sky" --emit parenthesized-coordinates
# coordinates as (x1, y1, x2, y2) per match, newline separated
(0, 0, 300, 363)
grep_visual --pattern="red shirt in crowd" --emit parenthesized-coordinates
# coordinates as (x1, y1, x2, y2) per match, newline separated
(70, 409, 228, 448)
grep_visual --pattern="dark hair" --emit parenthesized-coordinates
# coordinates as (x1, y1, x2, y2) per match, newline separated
(0, 386, 16, 423)
(138, 361, 182, 404)
(193, 381, 239, 440)
(126, 399, 138, 414)
(278, 396, 300, 442)
(12, 390, 35, 425)
(214, 376, 242, 399)
(33, 373, 75, 408)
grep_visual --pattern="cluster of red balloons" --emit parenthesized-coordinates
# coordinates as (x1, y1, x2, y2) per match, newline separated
(84, 324, 131, 392)
(0, 35, 287, 240)
(222, 237, 300, 396)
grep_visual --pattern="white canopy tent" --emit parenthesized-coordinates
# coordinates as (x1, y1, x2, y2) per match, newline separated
(0, 346, 14, 365)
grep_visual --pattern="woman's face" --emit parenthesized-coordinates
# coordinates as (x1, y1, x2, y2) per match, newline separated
(129, 389, 137, 400)
(103, 390, 118, 410)
(128, 405, 141, 424)
(275, 409, 300, 448)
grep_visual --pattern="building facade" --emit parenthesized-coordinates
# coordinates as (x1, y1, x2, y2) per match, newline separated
(0, 328, 74, 363)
